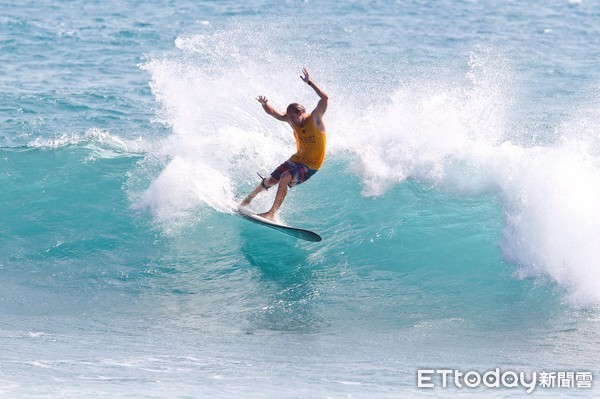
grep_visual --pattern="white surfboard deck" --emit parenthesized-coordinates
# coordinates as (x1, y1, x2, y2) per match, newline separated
(234, 205, 322, 242)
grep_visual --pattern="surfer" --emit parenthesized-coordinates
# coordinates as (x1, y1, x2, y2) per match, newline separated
(240, 68, 328, 221)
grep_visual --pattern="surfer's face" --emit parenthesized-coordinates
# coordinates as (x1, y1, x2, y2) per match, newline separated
(286, 103, 306, 125)
(288, 108, 303, 124)
(287, 107, 305, 126)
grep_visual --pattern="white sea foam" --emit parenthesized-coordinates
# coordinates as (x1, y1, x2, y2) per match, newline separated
(136, 22, 320, 226)
(335, 51, 600, 307)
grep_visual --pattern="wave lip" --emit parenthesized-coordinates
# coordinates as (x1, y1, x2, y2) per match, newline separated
(497, 140, 600, 307)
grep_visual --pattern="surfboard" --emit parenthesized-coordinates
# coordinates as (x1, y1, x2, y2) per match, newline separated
(235, 205, 322, 242)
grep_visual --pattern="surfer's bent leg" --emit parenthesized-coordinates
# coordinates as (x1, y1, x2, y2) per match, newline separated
(242, 160, 315, 213)
(259, 172, 292, 221)
(241, 160, 292, 207)
(241, 176, 278, 206)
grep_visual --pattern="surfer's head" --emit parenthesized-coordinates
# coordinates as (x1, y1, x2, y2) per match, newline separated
(286, 103, 306, 124)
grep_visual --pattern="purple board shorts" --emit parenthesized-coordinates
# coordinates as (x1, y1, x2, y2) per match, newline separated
(270, 160, 318, 187)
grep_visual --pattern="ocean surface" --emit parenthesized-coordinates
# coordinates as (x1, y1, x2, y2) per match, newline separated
(1, 0, 599, 397)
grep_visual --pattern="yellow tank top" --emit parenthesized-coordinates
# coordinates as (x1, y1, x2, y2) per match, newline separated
(289, 115, 327, 170)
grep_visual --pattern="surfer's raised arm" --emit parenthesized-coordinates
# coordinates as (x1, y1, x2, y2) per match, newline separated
(300, 67, 328, 130)
(256, 95, 287, 122)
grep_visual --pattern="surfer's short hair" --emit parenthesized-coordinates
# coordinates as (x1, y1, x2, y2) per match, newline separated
(287, 103, 305, 114)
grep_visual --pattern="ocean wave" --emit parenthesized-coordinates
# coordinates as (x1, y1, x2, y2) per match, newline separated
(334, 51, 600, 307)
(135, 21, 600, 307)
(26, 128, 149, 158)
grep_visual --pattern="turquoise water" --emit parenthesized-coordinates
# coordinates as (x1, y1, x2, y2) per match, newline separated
(1, 1, 599, 397)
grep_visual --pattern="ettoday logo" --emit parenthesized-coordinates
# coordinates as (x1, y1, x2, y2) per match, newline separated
(417, 369, 593, 394)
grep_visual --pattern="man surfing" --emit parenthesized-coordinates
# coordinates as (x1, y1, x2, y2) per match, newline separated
(240, 68, 328, 221)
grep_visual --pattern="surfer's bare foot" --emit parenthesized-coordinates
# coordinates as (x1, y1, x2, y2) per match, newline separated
(258, 211, 276, 221)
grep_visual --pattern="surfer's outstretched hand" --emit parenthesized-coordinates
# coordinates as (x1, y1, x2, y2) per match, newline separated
(300, 68, 311, 84)
(256, 95, 268, 105)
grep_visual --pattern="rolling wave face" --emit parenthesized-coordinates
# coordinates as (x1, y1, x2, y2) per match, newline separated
(135, 19, 600, 307)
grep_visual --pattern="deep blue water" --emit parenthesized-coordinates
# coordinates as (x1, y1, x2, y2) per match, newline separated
(1, 1, 599, 397)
